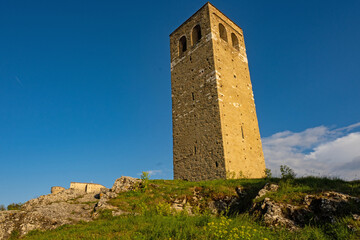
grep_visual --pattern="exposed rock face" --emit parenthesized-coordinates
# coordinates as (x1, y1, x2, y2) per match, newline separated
(0, 176, 142, 239)
(111, 176, 141, 193)
(94, 176, 141, 217)
(305, 191, 360, 223)
(1, 178, 359, 239)
(253, 197, 302, 230)
(169, 187, 242, 215)
(255, 183, 279, 199)
(0, 210, 58, 239)
(0, 189, 98, 239)
(252, 184, 360, 230)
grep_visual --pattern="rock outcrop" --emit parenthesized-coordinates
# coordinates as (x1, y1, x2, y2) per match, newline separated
(111, 176, 141, 193)
(0, 189, 97, 239)
(94, 176, 141, 217)
(255, 183, 279, 199)
(251, 184, 360, 230)
(1, 178, 359, 239)
(0, 176, 140, 240)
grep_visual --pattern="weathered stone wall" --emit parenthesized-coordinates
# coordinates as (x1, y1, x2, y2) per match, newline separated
(51, 186, 65, 194)
(170, 4, 226, 181)
(170, 3, 265, 181)
(70, 182, 105, 194)
(85, 183, 106, 194)
(70, 182, 87, 192)
(208, 4, 266, 178)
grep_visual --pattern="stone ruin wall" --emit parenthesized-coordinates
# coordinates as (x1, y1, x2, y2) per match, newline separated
(51, 186, 65, 194)
(51, 182, 106, 194)
(70, 182, 106, 194)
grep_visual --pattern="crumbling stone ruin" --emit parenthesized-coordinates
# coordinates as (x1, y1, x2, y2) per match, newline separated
(51, 182, 106, 194)
(50, 182, 106, 194)
(170, 3, 266, 181)
(51, 186, 65, 194)
(69, 182, 106, 194)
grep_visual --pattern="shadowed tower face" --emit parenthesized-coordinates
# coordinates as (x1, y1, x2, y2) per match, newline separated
(170, 3, 266, 181)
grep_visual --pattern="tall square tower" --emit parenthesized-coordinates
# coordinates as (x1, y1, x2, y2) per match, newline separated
(170, 3, 265, 181)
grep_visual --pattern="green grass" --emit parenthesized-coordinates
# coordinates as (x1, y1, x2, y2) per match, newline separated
(13, 177, 360, 239)
(109, 178, 266, 214)
(109, 177, 360, 213)
(255, 177, 360, 205)
(22, 213, 359, 240)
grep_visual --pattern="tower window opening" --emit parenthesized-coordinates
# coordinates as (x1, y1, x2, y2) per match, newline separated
(215, 161, 219, 167)
(194, 146, 197, 154)
(192, 24, 202, 46)
(241, 126, 245, 139)
(179, 36, 187, 55)
(231, 33, 239, 50)
(192, 92, 195, 101)
(219, 23, 228, 42)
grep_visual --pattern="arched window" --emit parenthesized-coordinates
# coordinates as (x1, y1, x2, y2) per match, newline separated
(231, 33, 239, 50)
(219, 23, 227, 42)
(192, 24, 202, 46)
(179, 36, 187, 55)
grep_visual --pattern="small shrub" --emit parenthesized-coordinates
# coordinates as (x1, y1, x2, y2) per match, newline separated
(264, 168, 272, 178)
(226, 171, 236, 179)
(98, 209, 113, 220)
(9, 230, 20, 240)
(238, 171, 247, 179)
(7, 203, 23, 210)
(139, 202, 149, 214)
(191, 205, 201, 216)
(140, 171, 150, 192)
(155, 202, 174, 216)
(280, 165, 296, 180)
(0, 204, 6, 211)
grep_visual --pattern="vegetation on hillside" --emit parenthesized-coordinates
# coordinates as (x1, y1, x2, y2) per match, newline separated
(0, 203, 23, 211)
(20, 213, 359, 240)
(16, 168, 360, 240)
(7, 203, 23, 211)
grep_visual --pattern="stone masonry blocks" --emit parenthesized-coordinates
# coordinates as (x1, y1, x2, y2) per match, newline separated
(170, 3, 266, 181)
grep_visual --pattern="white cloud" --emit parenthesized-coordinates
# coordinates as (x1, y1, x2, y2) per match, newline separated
(262, 123, 360, 180)
(147, 170, 162, 176)
(138, 170, 163, 177)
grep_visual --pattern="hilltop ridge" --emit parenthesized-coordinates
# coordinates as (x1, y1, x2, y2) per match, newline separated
(1, 175, 359, 239)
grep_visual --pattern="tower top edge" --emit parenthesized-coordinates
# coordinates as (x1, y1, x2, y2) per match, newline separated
(169, 2, 243, 37)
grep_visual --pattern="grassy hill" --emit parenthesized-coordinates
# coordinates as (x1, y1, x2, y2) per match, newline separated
(9, 177, 360, 240)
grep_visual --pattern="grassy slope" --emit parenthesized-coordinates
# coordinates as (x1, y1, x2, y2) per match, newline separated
(18, 177, 360, 240)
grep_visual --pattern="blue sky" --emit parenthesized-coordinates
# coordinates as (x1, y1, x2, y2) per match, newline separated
(1, 0, 360, 206)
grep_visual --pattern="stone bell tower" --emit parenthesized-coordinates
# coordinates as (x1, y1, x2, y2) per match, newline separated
(170, 3, 265, 181)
